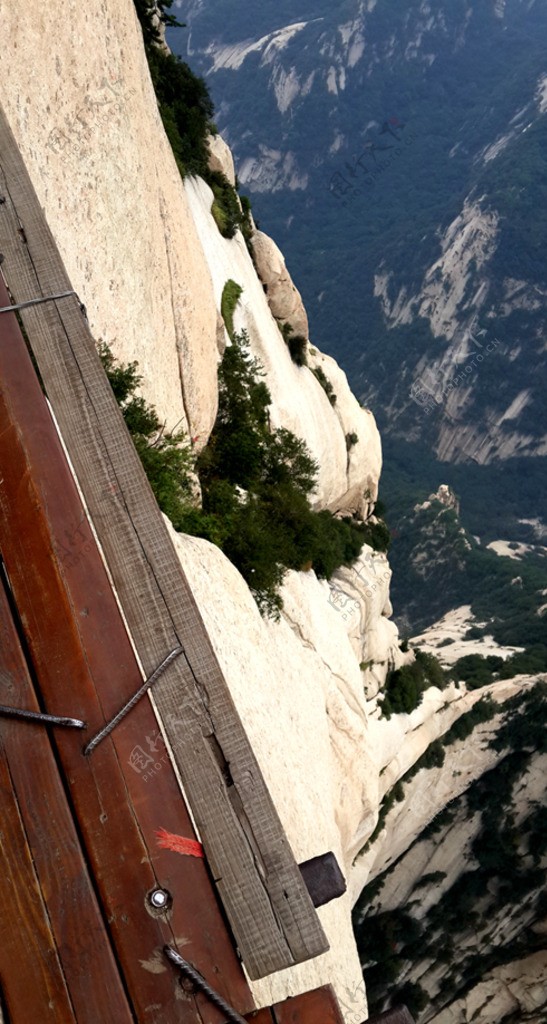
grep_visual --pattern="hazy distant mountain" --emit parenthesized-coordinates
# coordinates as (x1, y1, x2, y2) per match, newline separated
(169, 0, 547, 532)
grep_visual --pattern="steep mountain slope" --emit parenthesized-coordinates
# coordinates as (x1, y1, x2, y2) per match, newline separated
(353, 679, 547, 1023)
(386, 483, 547, 640)
(170, 0, 547, 522)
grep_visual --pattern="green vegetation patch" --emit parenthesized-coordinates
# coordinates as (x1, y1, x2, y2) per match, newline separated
(312, 365, 337, 405)
(442, 695, 497, 746)
(220, 280, 243, 339)
(98, 344, 195, 525)
(133, 0, 253, 239)
(189, 332, 376, 615)
(381, 649, 447, 717)
(101, 335, 386, 618)
(279, 322, 308, 367)
(451, 646, 547, 690)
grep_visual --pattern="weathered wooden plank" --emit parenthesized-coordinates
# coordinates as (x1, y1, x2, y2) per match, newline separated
(0, 103, 328, 979)
(272, 987, 346, 1024)
(0, 578, 135, 1023)
(0, 748, 78, 1023)
(247, 987, 347, 1024)
(0, 277, 254, 1022)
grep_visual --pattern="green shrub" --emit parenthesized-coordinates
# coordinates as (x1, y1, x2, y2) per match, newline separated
(101, 331, 384, 619)
(412, 871, 447, 890)
(382, 649, 447, 716)
(287, 334, 308, 367)
(145, 45, 215, 177)
(394, 982, 429, 1017)
(499, 644, 547, 679)
(279, 323, 308, 366)
(134, 0, 252, 241)
(98, 344, 195, 526)
(450, 653, 502, 689)
(362, 518, 391, 552)
(312, 366, 337, 404)
(358, 780, 406, 853)
(239, 194, 254, 243)
(442, 696, 497, 746)
(490, 681, 547, 753)
(410, 738, 446, 773)
(464, 625, 484, 640)
(346, 432, 359, 449)
(220, 280, 243, 339)
(133, 0, 183, 47)
(193, 332, 371, 615)
(208, 170, 245, 238)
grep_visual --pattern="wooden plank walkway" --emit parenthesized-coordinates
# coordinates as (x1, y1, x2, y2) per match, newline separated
(0, 574, 135, 1023)
(0, 270, 352, 1023)
(0, 99, 328, 980)
(0, 273, 254, 1022)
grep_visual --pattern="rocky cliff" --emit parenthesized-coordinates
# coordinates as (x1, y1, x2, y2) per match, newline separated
(2, 2, 545, 1020)
(176, 0, 547, 463)
(174, 0, 547, 547)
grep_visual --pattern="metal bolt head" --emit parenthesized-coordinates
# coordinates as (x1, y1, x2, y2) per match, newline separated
(149, 887, 170, 909)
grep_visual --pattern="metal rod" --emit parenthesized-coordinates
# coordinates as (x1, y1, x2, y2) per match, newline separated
(0, 291, 79, 314)
(163, 947, 248, 1024)
(83, 646, 184, 756)
(0, 704, 85, 729)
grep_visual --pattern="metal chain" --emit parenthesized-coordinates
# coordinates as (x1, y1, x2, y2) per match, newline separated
(83, 646, 184, 755)
(163, 947, 248, 1024)
(0, 704, 85, 729)
(0, 290, 78, 314)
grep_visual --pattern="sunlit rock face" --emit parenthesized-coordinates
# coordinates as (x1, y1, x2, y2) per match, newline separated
(183, 175, 382, 512)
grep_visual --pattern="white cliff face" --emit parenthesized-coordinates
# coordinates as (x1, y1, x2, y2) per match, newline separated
(376, 193, 547, 463)
(429, 951, 547, 1024)
(166, 525, 373, 1011)
(355, 720, 547, 1021)
(352, 677, 539, 896)
(0, 0, 221, 444)
(183, 175, 382, 513)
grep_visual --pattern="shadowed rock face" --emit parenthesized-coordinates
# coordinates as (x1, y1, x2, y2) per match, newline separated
(367, 1007, 415, 1024)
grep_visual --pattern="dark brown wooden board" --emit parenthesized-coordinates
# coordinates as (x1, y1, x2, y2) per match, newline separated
(0, 275, 253, 1023)
(0, 101, 328, 979)
(246, 986, 347, 1024)
(0, 579, 133, 1023)
(273, 986, 346, 1024)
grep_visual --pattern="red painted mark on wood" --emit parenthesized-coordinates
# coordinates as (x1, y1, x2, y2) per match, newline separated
(156, 827, 204, 859)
